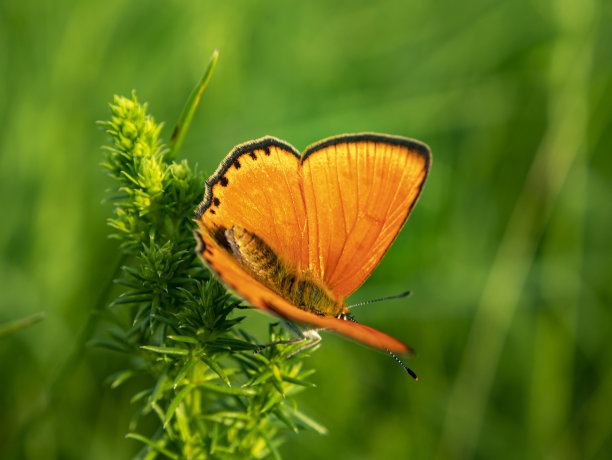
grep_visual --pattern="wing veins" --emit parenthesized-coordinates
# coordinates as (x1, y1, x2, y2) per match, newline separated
(325, 144, 349, 278)
(331, 149, 421, 290)
(329, 145, 415, 291)
(332, 142, 381, 289)
(306, 163, 321, 276)
(258, 155, 283, 248)
(278, 152, 303, 267)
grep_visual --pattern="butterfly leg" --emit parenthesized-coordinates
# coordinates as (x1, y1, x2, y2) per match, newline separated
(287, 330, 321, 357)
(253, 337, 306, 353)
(253, 321, 306, 354)
(283, 322, 322, 356)
(254, 322, 320, 357)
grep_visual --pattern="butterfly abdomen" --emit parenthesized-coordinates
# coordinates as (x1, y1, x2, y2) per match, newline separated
(225, 225, 346, 317)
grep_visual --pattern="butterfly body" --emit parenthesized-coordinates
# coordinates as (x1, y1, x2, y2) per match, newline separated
(225, 225, 347, 317)
(195, 133, 431, 354)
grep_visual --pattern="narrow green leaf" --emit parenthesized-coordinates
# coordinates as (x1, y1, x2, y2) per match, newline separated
(261, 431, 282, 460)
(130, 389, 151, 404)
(167, 49, 219, 160)
(262, 393, 283, 413)
(164, 384, 193, 427)
(279, 375, 316, 388)
(271, 377, 285, 397)
(109, 370, 137, 389)
(271, 365, 282, 382)
(112, 295, 152, 305)
(248, 369, 274, 387)
(197, 380, 255, 396)
(296, 368, 316, 379)
(151, 401, 166, 423)
(114, 278, 146, 288)
(129, 316, 150, 335)
(215, 337, 258, 351)
(232, 353, 261, 372)
(141, 345, 188, 356)
(169, 277, 197, 284)
(88, 339, 129, 353)
(149, 368, 169, 404)
(173, 356, 198, 389)
(290, 409, 328, 435)
(120, 170, 140, 186)
(125, 433, 179, 460)
(102, 192, 130, 202)
(198, 411, 250, 422)
(174, 403, 191, 444)
(210, 420, 219, 455)
(107, 329, 131, 346)
(168, 335, 198, 344)
(221, 317, 247, 329)
(199, 353, 231, 386)
(0, 311, 46, 338)
(121, 265, 142, 278)
(151, 315, 180, 329)
(273, 407, 298, 432)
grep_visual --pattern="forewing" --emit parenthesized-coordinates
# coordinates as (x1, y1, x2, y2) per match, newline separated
(195, 136, 309, 272)
(299, 134, 431, 299)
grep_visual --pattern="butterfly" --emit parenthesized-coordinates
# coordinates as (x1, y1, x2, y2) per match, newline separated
(194, 133, 430, 364)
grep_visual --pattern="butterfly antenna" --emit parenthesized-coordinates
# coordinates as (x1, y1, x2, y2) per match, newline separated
(339, 313, 418, 380)
(386, 349, 418, 380)
(348, 290, 412, 308)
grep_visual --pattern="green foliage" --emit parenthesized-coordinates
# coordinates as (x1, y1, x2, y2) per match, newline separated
(100, 93, 323, 459)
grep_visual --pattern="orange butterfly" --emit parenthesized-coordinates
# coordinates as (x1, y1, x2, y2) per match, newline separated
(195, 134, 430, 369)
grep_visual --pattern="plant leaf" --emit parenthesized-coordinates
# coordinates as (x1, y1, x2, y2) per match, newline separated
(125, 433, 179, 460)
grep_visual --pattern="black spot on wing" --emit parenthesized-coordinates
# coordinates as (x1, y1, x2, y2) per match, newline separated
(194, 136, 300, 219)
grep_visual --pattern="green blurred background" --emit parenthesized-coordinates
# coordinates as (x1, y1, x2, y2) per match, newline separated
(2, 0, 611, 458)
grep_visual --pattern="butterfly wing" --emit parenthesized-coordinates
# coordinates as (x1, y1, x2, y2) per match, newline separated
(299, 134, 431, 299)
(195, 228, 412, 353)
(262, 297, 412, 353)
(195, 133, 429, 353)
(196, 136, 309, 272)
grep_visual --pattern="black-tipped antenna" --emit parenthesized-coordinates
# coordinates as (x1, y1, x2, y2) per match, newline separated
(338, 312, 418, 380)
(387, 349, 418, 380)
(348, 290, 412, 308)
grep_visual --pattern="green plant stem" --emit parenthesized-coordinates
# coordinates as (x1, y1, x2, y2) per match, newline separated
(0, 311, 46, 338)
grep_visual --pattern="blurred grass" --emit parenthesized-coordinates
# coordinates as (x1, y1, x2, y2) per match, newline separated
(1, 0, 611, 459)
